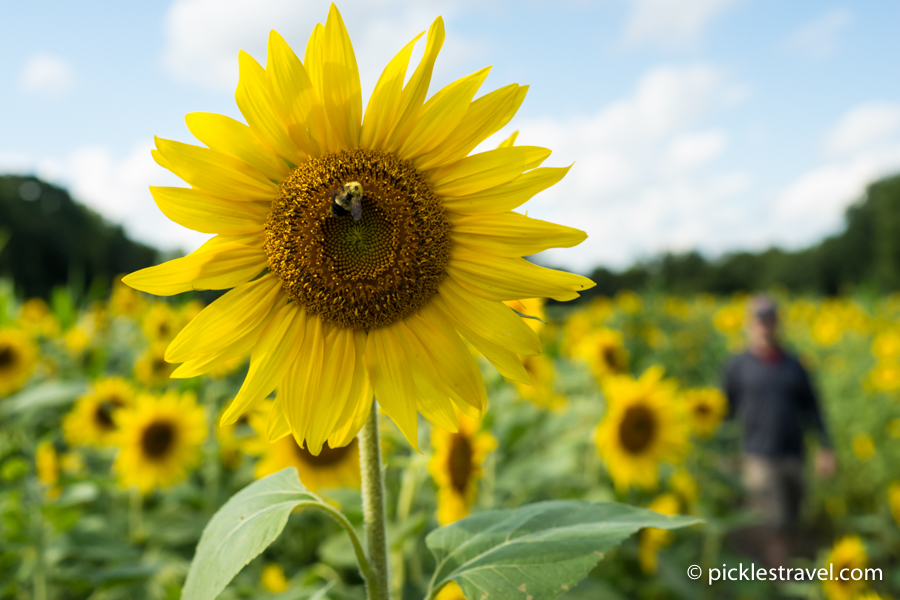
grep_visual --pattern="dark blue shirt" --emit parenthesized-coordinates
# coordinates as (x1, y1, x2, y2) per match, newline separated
(724, 350, 830, 458)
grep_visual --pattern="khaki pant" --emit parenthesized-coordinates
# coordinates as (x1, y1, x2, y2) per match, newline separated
(742, 455, 804, 532)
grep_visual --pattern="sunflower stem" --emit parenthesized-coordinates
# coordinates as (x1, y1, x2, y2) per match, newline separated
(359, 401, 391, 600)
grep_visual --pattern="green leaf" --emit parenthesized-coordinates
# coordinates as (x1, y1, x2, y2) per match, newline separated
(181, 467, 321, 600)
(426, 500, 701, 600)
(0, 380, 85, 417)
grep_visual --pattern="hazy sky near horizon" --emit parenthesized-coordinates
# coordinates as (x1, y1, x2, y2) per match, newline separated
(3, 0, 900, 272)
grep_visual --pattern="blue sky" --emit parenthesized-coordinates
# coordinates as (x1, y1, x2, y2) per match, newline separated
(3, 0, 900, 272)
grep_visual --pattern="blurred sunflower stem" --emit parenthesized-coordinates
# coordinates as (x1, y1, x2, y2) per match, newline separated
(359, 403, 391, 600)
(128, 486, 145, 542)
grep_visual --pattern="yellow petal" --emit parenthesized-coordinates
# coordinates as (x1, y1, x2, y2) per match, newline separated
(304, 327, 357, 454)
(436, 276, 540, 355)
(150, 186, 269, 236)
(447, 253, 595, 302)
(398, 67, 491, 160)
(450, 211, 587, 257)
(360, 33, 423, 150)
(185, 112, 289, 181)
(383, 17, 445, 152)
(221, 303, 307, 425)
(165, 274, 283, 363)
(123, 239, 267, 296)
(425, 297, 531, 384)
(430, 146, 551, 197)
(266, 30, 327, 157)
(327, 330, 372, 448)
(266, 395, 292, 441)
(390, 321, 459, 432)
(440, 166, 570, 215)
(305, 23, 325, 104)
(414, 84, 527, 171)
(282, 316, 325, 446)
(365, 326, 419, 450)
(405, 311, 486, 412)
(320, 5, 361, 149)
(154, 137, 277, 201)
(236, 51, 305, 165)
(497, 130, 518, 149)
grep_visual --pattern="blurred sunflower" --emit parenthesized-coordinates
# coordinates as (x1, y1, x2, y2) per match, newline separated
(113, 391, 207, 494)
(596, 367, 689, 492)
(109, 277, 145, 317)
(217, 400, 270, 469)
(513, 354, 565, 411)
(684, 387, 727, 439)
(822, 535, 869, 600)
(572, 328, 629, 380)
(872, 328, 900, 359)
(435, 581, 466, 600)
(35, 440, 61, 499)
(867, 361, 900, 392)
(63, 377, 136, 447)
(134, 344, 177, 387)
(888, 482, 900, 530)
(0, 329, 38, 396)
(253, 436, 360, 493)
(852, 434, 876, 461)
(142, 302, 180, 345)
(123, 4, 592, 454)
(17, 298, 59, 337)
(429, 411, 496, 525)
(260, 564, 290, 593)
(504, 297, 546, 334)
(638, 492, 680, 574)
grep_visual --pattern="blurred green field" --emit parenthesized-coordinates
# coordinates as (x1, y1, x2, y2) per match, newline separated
(1, 281, 899, 600)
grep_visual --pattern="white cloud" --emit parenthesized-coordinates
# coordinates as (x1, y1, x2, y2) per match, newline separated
(824, 102, 900, 157)
(161, 0, 483, 95)
(768, 102, 900, 247)
(623, 0, 741, 49)
(0, 146, 210, 253)
(785, 8, 851, 59)
(19, 54, 75, 96)
(491, 64, 750, 270)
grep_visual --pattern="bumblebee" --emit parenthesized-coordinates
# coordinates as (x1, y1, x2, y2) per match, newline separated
(330, 181, 364, 221)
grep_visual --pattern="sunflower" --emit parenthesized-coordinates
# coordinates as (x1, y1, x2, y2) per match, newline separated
(217, 399, 270, 468)
(134, 343, 177, 387)
(888, 482, 900, 530)
(683, 387, 727, 439)
(109, 277, 145, 317)
(638, 492, 680, 574)
(63, 377, 136, 447)
(867, 361, 900, 392)
(572, 328, 629, 381)
(513, 353, 565, 410)
(435, 581, 466, 600)
(253, 434, 360, 493)
(122, 4, 592, 454)
(17, 298, 59, 337)
(35, 440, 61, 500)
(504, 297, 546, 334)
(595, 367, 689, 492)
(113, 391, 207, 493)
(429, 411, 496, 525)
(142, 302, 180, 345)
(822, 535, 869, 600)
(852, 434, 876, 461)
(0, 328, 38, 397)
(260, 564, 290, 593)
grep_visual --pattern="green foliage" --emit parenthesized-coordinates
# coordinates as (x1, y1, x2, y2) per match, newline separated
(182, 467, 323, 600)
(426, 501, 699, 600)
(0, 175, 157, 299)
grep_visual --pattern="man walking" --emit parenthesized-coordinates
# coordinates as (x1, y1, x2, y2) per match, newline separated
(724, 295, 836, 567)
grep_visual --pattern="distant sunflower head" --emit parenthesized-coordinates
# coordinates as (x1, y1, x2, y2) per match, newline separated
(113, 391, 207, 494)
(428, 412, 496, 525)
(513, 353, 566, 411)
(573, 328, 629, 380)
(254, 433, 360, 493)
(63, 377, 136, 446)
(683, 387, 727, 439)
(822, 535, 869, 600)
(216, 399, 271, 469)
(17, 298, 59, 337)
(0, 329, 38, 397)
(122, 4, 594, 453)
(134, 344, 176, 388)
(142, 302, 180, 344)
(596, 367, 689, 492)
(638, 492, 680, 575)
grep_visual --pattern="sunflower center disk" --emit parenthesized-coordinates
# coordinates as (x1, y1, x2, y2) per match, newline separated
(0, 346, 14, 369)
(141, 421, 176, 459)
(619, 404, 657, 454)
(266, 148, 452, 330)
(448, 433, 474, 493)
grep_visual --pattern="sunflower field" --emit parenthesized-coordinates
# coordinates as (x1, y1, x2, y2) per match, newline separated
(1, 279, 899, 600)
